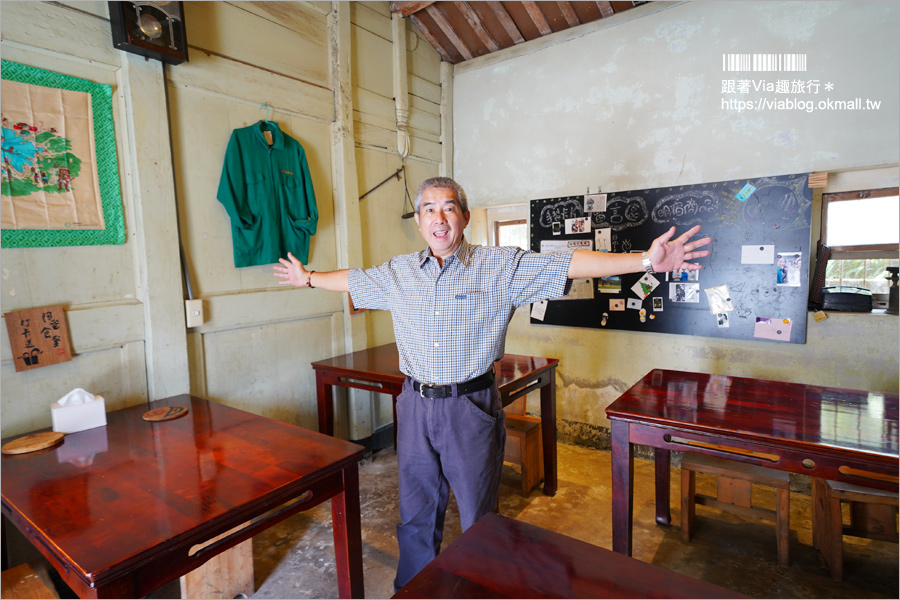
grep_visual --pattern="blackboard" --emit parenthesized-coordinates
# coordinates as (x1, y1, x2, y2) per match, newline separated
(529, 173, 813, 344)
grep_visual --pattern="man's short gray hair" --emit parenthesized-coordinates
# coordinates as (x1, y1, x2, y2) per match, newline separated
(415, 177, 469, 214)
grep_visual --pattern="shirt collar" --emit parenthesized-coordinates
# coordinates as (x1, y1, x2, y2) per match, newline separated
(418, 236, 473, 268)
(254, 120, 284, 150)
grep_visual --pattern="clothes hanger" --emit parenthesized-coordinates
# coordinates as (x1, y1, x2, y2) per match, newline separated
(259, 103, 272, 124)
(258, 103, 274, 145)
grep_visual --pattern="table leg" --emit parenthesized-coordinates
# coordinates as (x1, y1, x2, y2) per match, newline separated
(1, 514, 8, 571)
(610, 419, 634, 556)
(540, 370, 558, 496)
(331, 463, 364, 599)
(655, 448, 671, 527)
(317, 373, 334, 436)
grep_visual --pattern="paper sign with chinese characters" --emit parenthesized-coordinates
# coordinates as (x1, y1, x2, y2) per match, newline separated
(4, 305, 72, 372)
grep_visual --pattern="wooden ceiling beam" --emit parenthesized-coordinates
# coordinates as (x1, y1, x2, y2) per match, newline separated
(557, 1, 581, 28)
(390, 1, 437, 17)
(486, 1, 526, 44)
(522, 1, 552, 36)
(454, 0, 500, 53)
(596, 1, 615, 18)
(408, 12, 455, 62)
(425, 4, 474, 61)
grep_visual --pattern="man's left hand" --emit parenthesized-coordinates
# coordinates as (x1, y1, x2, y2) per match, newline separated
(647, 225, 711, 272)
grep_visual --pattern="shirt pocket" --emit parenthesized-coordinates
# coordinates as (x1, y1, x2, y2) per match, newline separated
(239, 172, 267, 227)
(445, 291, 490, 326)
(281, 171, 314, 221)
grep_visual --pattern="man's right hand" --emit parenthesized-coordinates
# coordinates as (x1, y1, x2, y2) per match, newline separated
(274, 252, 309, 287)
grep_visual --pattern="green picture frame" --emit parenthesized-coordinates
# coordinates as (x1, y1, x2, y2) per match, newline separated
(1, 60, 125, 247)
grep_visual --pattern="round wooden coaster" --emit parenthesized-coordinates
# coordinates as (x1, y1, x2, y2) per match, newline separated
(2, 431, 65, 455)
(142, 405, 189, 422)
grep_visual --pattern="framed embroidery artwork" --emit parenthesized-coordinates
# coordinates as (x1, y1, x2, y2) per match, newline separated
(1, 60, 124, 247)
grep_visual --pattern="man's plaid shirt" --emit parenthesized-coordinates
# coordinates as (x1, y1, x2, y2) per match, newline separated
(349, 238, 572, 385)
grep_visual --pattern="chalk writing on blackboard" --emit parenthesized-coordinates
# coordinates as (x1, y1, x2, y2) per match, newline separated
(538, 198, 583, 229)
(740, 176, 811, 231)
(651, 189, 720, 226)
(592, 195, 648, 231)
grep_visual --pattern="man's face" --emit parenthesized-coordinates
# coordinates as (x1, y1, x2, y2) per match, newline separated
(414, 187, 470, 262)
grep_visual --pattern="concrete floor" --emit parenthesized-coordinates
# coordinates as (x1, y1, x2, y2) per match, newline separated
(242, 443, 898, 599)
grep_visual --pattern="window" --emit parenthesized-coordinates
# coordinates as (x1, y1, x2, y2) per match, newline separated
(821, 187, 899, 295)
(495, 219, 527, 250)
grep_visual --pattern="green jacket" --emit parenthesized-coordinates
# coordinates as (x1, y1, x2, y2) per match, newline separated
(217, 121, 318, 267)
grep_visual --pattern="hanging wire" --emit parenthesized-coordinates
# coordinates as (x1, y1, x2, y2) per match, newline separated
(357, 164, 417, 219)
(401, 165, 416, 219)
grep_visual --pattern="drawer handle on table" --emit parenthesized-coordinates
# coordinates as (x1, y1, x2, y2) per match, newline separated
(667, 436, 780, 463)
(341, 378, 383, 389)
(188, 490, 314, 557)
(838, 465, 899, 484)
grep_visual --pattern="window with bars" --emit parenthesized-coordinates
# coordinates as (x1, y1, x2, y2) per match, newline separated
(821, 187, 899, 295)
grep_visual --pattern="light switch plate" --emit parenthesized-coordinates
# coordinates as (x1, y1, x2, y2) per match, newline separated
(185, 299, 204, 328)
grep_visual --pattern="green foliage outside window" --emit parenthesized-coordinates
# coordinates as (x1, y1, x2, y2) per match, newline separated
(825, 258, 899, 294)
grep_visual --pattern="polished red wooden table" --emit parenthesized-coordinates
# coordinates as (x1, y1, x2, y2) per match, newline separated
(1, 395, 366, 598)
(392, 512, 744, 598)
(606, 369, 899, 556)
(312, 343, 560, 495)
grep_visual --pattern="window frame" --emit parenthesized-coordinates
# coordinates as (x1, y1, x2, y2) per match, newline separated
(821, 187, 899, 260)
(493, 218, 527, 248)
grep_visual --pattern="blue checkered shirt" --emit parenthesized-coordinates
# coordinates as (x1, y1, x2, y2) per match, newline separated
(348, 238, 573, 385)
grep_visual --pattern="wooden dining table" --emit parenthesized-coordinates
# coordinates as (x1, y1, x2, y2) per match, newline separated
(392, 512, 745, 599)
(606, 369, 899, 556)
(1, 395, 366, 598)
(311, 343, 561, 495)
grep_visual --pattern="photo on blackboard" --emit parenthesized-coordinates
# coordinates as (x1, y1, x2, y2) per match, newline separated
(670, 282, 700, 303)
(610, 299, 625, 311)
(585, 193, 607, 213)
(653, 297, 664, 312)
(776, 252, 802, 286)
(666, 269, 699, 282)
(565, 217, 590, 234)
(597, 275, 621, 293)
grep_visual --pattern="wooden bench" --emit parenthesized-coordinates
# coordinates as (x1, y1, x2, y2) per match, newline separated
(681, 452, 790, 566)
(504, 413, 544, 496)
(812, 477, 899, 582)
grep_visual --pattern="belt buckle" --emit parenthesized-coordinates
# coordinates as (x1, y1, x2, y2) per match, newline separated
(419, 384, 431, 398)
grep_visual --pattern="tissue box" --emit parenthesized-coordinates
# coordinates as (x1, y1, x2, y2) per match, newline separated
(51, 394, 107, 433)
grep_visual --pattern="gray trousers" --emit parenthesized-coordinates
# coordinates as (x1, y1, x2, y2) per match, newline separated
(393, 377, 506, 590)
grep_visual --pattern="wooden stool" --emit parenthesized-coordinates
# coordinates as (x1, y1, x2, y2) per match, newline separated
(504, 414, 544, 496)
(180, 524, 254, 599)
(812, 478, 899, 582)
(681, 452, 790, 566)
(1, 563, 59, 599)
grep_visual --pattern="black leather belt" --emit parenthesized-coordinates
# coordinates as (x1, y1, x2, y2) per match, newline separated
(412, 369, 495, 399)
